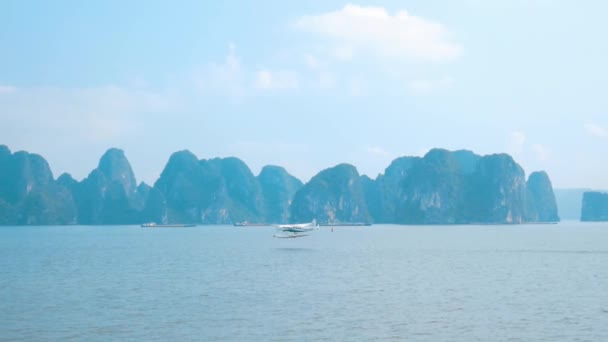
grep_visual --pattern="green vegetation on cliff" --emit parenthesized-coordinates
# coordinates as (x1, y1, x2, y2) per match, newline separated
(0, 145, 561, 225)
(290, 163, 371, 224)
(581, 191, 608, 221)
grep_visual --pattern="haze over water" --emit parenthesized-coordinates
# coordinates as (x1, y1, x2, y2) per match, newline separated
(1, 223, 607, 341)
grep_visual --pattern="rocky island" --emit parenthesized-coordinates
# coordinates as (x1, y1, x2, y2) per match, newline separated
(0, 145, 560, 225)
(581, 191, 608, 221)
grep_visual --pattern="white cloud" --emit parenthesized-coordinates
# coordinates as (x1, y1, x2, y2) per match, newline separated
(294, 4, 462, 62)
(584, 123, 608, 138)
(407, 77, 454, 94)
(255, 69, 299, 90)
(0, 85, 17, 94)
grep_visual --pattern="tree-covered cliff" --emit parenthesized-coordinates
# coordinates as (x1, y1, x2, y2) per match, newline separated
(69, 148, 144, 224)
(258, 165, 303, 224)
(581, 191, 608, 221)
(525, 171, 560, 222)
(0, 145, 77, 225)
(363, 149, 558, 224)
(152, 151, 268, 224)
(290, 163, 371, 224)
(0, 145, 560, 225)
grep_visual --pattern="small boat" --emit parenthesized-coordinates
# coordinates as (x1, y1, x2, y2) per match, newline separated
(233, 221, 269, 227)
(319, 222, 372, 227)
(141, 222, 196, 228)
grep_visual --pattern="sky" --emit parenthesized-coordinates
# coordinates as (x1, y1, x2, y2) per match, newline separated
(1, 0, 607, 189)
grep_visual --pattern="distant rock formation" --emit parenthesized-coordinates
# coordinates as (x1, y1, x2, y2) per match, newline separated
(525, 171, 560, 222)
(360, 149, 556, 224)
(258, 165, 303, 224)
(554, 188, 592, 220)
(581, 191, 608, 221)
(150, 150, 199, 223)
(139, 186, 166, 224)
(360, 174, 382, 223)
(364, 150, 483, 224)
(70, 148, 142, 224)
(290, 163, 371, 224)
(370, 156, 419, 223)
(467, 153, 528, 224)
(153, 151, 268, 224)
(0, 145, 76, 225)
(200, 156, 266, 224)
(0, 145, 561, 225)
(397, 149, 472, 224)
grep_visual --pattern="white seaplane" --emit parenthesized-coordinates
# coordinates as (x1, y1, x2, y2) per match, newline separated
(273, 219, 320, 238)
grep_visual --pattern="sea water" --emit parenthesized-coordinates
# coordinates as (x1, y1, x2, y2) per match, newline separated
(1, 223, 607, 341)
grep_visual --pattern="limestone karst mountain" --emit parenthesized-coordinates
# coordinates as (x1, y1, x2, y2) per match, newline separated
(0, 145, 560, 225)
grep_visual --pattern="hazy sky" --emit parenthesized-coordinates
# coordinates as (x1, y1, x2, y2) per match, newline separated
(1, 1, 607, 188)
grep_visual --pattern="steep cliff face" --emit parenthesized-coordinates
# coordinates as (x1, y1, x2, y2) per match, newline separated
(0, 145, 10, 160)
(0, 151, 53, 204)
(374, 149, 477, 224)
(73, 148, 141, 224)
(0, 145, 11, 215)
(21, 183, 77, 225)
(581, 191, 608, 221)
(466, 154, 527, 224)
(361, 175, 381, 223)
(258, 165, 303, 224)
(98, 148, 137, 196)
(368, 150, 536, 224)
(372, 156, 419, 222)
(0, 146, 76, 224)
(153, 150, 203, 223)
(153, 151, 266, 224)
(290, 164, 371, 224)
(397, 149, 468, 224)
(74, 169, 107, 224)
(141, 187, 168, 224)
(132, 182, 151, 212)
(0, 145, 562, 226)
(525, 171, 559, 222)
(199, 157, 265, 224)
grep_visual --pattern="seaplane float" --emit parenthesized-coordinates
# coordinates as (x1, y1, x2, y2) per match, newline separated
(273, 219, 320, 238)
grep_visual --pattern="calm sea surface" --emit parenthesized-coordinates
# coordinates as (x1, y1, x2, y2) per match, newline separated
(1, 222, 608, 341)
